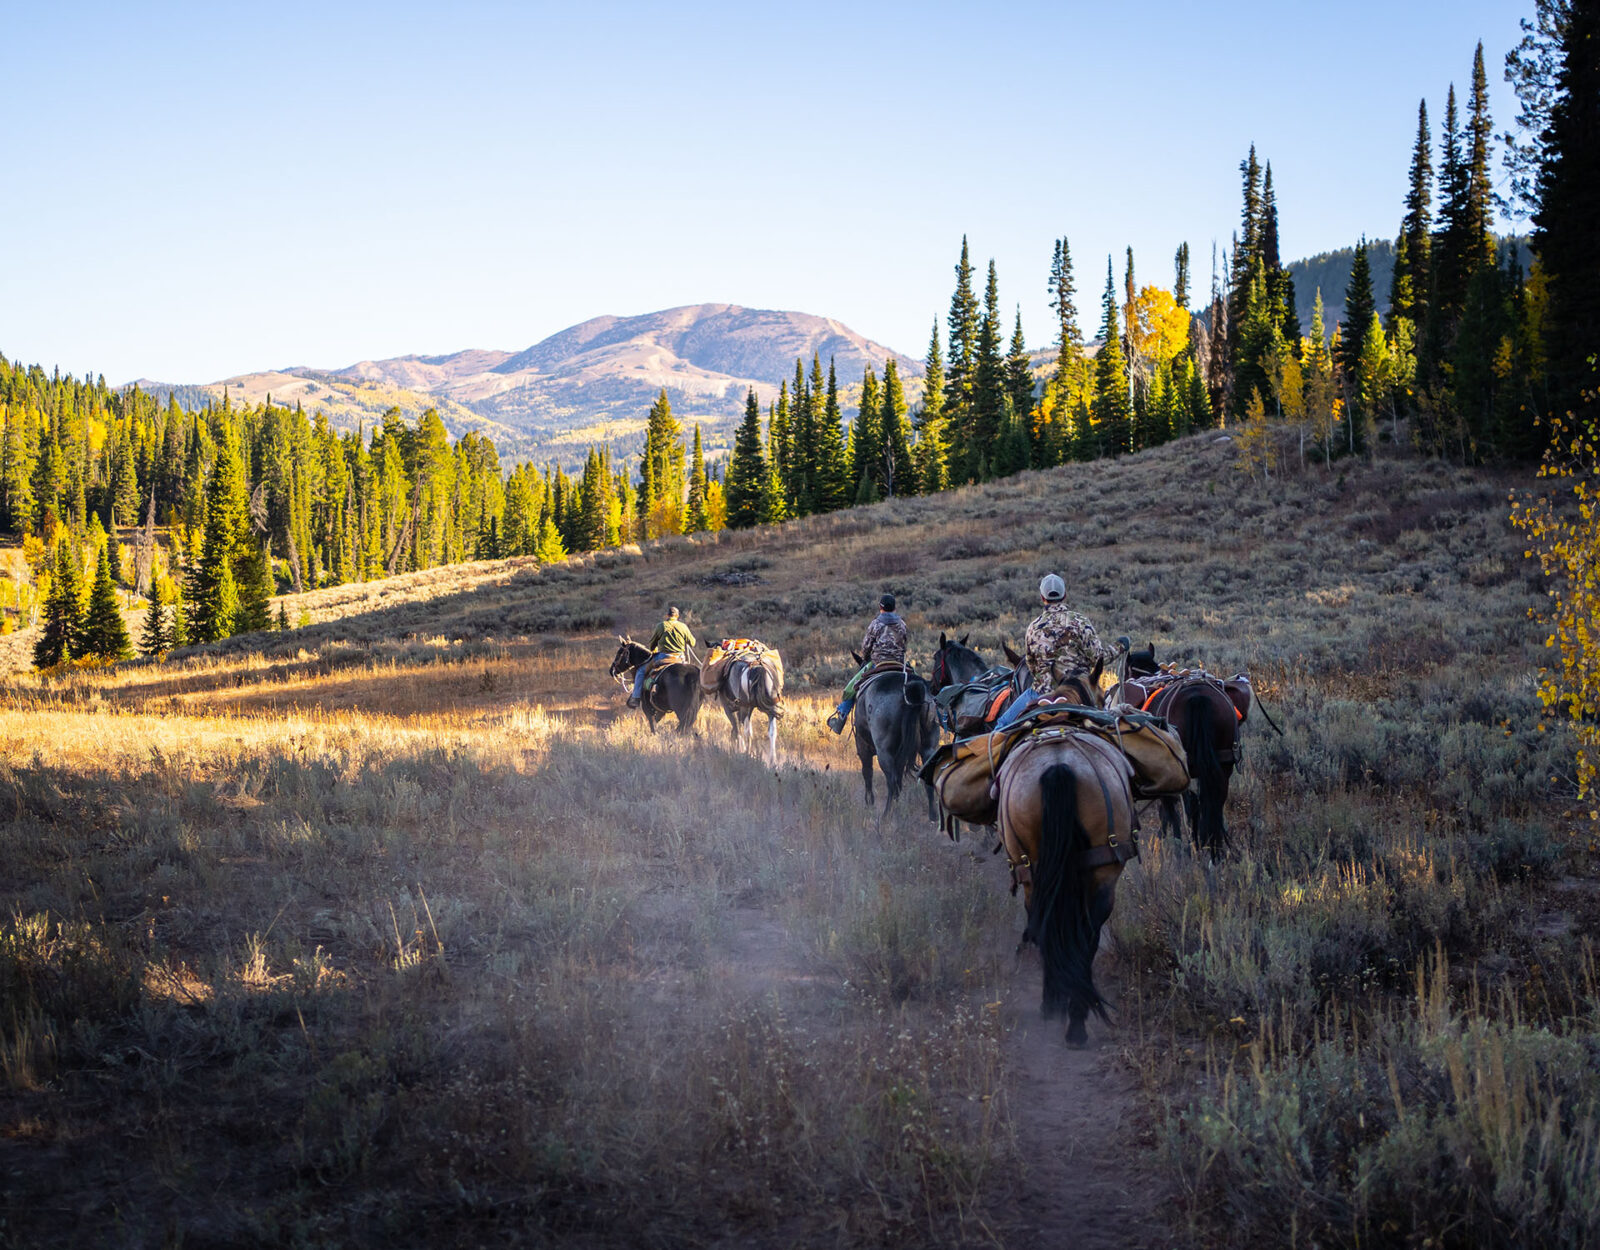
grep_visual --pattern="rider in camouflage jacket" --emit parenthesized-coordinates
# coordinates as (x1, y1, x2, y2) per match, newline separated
(994, 574, 1123, 729)
(827, 593, 907, 733)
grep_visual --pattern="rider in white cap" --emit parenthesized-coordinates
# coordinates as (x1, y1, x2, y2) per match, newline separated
(994, 574, 1124, 728)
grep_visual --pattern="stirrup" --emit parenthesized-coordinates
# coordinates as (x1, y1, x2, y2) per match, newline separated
(827, 711, 847, 734)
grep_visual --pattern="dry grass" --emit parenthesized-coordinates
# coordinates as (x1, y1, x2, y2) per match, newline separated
(0, 430, 1588, 1247)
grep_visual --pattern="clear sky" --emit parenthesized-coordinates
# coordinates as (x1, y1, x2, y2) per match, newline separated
(2, 1, 1528, 385)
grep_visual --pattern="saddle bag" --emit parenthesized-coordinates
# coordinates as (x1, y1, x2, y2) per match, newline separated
(1087, 708, 1190, 798)
(934, 666, 1016, 735)
(919, 736, 1005, 833)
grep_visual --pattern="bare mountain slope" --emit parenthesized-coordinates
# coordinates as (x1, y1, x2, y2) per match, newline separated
(140, 304, 921, 466)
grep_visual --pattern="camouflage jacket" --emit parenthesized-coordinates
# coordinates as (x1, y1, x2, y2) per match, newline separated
(861, 611, 907, 664)
(1023, 605, 1118, 692)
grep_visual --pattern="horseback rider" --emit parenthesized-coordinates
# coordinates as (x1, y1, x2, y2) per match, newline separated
(994, 574, 1126, 729)
(827, 592, 907, 734)
(627, 605, 697, 709)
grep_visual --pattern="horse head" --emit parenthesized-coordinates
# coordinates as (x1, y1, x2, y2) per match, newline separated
(609, 636, 646, 678)
(1127, 640, 1159, 678)
(932, 632, 986, 693)
(1051, 661, 1105, 709)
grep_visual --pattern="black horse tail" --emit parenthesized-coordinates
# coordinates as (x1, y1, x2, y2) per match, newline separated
(901, 672, 927, 708)
(1183, 689, 1227, 855)
(1028, 763, 1106, 1022)
(884, 676, 927, 797)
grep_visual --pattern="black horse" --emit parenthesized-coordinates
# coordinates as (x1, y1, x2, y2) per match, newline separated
(930, 633, 1029, 735)
(849, 650, 939, 820)
(609, 638, 703, 734)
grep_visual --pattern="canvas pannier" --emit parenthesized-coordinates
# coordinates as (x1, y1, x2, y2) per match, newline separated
(919, 702, 1190, 834)
(934, 666, 1018, 735)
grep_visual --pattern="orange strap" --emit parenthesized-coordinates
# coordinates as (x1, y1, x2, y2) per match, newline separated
(1141, 681, 1245, 720)
(986, 687, 1014, 721)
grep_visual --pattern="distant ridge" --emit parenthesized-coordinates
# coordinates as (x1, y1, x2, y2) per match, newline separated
(135, 304, 920, 466)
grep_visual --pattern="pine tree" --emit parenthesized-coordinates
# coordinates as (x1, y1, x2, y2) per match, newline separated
(1533, 0, 1600, 414)
(139, 580, 170, 658)
(880, 357, 913, 496)
(81, 542, 131, 661)
(1339, 239, 1377, 390)
(1173, 242, 1191, 311)
(33, 538, 84, 669)
(851, 367, 882, 495)
(1393, 100, 1434, 329)
(234, 539, 274, 634)
(813, 358, 850, 512)
(638, 389, 685, 538)
(729, 387, 771, 528)
(944, 238, 980, 480)
(1005, 308, 1035, 440)
(914, 320, 949, 493)
(186, 438, 249, 644)
(533, 513, 567, 563)
(685, 426, 710, 533)
(1093, 258, 1133, 457)
(970, 259, 1006, 479)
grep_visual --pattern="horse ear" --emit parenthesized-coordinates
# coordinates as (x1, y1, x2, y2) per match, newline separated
(1002, 640, 1021, 666)
(940, 631, 948, 647)
(617, 634, 627, 644)
(959, 633, 969, 647)
(1091, 657, 1104, 682)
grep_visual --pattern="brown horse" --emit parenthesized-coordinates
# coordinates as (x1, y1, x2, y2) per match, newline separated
(994, 667, 1137, 1046)
(1118, 652, 1251, 856)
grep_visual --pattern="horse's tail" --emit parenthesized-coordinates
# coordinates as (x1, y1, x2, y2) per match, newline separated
(1182, 689, 1227, 855)
(882, 676, 928, 798)
(1028, 762, 1106, 1021)
(901, 671, 927, 708)
(753, 662, 783, 716)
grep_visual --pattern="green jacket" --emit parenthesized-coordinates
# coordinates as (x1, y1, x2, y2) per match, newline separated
(647, 618, 697, 655)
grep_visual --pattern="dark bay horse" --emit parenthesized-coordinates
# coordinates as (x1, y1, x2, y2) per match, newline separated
(1117, 647, 1251, 856)
(609, 638, 702, 734)
(849, 651, 939, 821)
(993, 665, 1136, 1046)
(712, 648, 784, 765)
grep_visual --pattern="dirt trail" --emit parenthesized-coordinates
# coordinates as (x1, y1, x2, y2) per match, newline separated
(1001, 951, 1174, 1249)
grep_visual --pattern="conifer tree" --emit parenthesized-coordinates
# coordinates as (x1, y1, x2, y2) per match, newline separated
(915, 320, 949, 494)
(685, 426, 709, 533)
(944, 239, 980, 480)
(1533, 0, 1600, 414)
(970, 259, 1007, 479)
(1173, 242, 1191, 311)
(235, 539, 274, 634)
(187, 438, 249, 644)
(880, 358, 913, 497)
(638, 389, 685, 538)
(1092, 258, 1133, 457)
(139, 580, 170, 658)
(1339, 239, 1378, 389)
(725, 388, 769, 529)
(813, 359, 850, 512)
(852, 367, 882, 494)
(1393, 100, 1434, 329)
(82, 542, 131, 661)
(533, 513, 567, 563)
(1005, 308, 1035, 439)
(33, 538, 84, 669)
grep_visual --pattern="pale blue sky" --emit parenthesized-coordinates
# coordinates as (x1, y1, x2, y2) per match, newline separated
(2, 1, 1526, 384)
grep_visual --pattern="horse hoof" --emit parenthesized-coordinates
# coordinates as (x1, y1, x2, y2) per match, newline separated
(1065, 1023, 1089, 1048)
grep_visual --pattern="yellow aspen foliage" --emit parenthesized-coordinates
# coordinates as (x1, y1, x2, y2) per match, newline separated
(1129, 286, 1190, 366)
(1509, 394, 1600, 815)
(1234, 387, 1273, 482)
(704, 479, 728, 532)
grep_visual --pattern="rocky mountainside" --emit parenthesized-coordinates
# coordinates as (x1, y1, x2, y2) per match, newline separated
(138, 304, 921, 465)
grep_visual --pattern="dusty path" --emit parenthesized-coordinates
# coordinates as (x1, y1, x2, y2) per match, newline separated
(1000, 948, 1174, 1248)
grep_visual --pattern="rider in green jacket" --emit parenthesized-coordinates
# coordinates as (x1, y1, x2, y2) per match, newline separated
(628, 606, 697, 708)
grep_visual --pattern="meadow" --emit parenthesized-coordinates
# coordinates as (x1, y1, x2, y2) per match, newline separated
(0, 431, 1589, 1248)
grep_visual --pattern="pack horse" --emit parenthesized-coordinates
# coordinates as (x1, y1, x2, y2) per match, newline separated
(701, 639, 785, 765)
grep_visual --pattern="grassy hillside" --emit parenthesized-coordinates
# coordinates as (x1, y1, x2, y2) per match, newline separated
(0, 434, 1591, 1247)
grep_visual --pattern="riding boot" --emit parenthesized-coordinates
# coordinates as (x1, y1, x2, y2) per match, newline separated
(826, 709, 847, 734)
(626, 695, 641, 709)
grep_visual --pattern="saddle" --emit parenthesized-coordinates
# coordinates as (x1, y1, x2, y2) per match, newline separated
(934, 666, 1019, 735)
(854, 657, 915, 699)
(641, 651, 686, 694)
(918, 701, 1190, 836)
